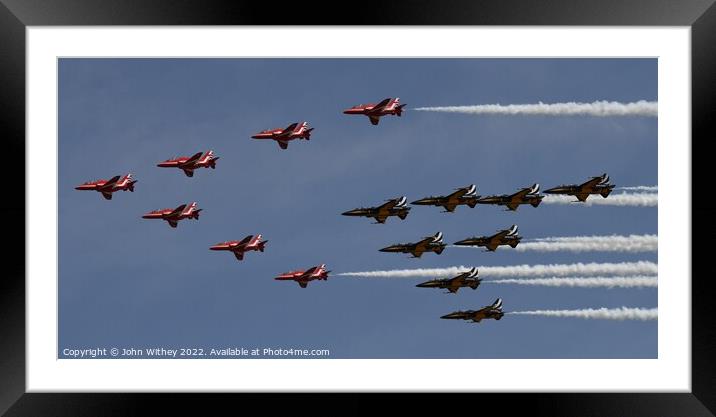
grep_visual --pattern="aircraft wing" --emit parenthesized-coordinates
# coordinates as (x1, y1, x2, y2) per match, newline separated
(377, 197, 404, 211)
(578, 176, 603, 191)
(452, 272, 469, 281)
(97, 175, 121, 190)
(366, 98, 392, 114)
(238, 235, 253, 245)
(233, 251, 244, 261)
(369, 115, 380, 125)
(490, 227, 511, 241)
(277, 140, 289, 150)
(180, 152, 204, 167)
(410, 237, 434, 256)
(167, 204, 187, 218)
(374, 215, 388, 224)
(485, 242, 499, 251)
(443, 203, 458, 212)
(410, 246, 427, 258)
(473, 309, 489, 321)
(575, 192, 590, 202)
(447, 187, 469, 200)
(277, 123, 299, 138)
(509, 187, 532, 202)
(300, 266, 319, 279)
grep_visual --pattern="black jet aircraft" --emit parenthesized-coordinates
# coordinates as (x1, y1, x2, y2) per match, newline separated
(544, 173, 615, 202)
(416, 267, 481, 293)
(341, 196, 411, 224)
(453, 225, 521, 252)
(441, 298, 505, 323)
(380, 232, 446, 258)
(411, 184, 480, 213)
(476, 183, 543, 211)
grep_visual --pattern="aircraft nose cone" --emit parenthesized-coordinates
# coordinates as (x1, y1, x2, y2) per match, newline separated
(415, 282, 431, 288)
(440, 313, 459, 319)
(209, 245, 222, 250)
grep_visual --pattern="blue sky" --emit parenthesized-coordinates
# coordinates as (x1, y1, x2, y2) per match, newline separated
(58, 58, 657, 358)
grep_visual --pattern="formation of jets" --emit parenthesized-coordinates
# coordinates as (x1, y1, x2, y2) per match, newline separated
(454, 224, 522, 252)
(275, 264, 330, 288)
(157, 150, 219, 177)
(440, 298, 505, 323)
(416, 267, 481, 293)
(380, 232, 446, 258)
(210, 234, 267, 261)
(75, 174, 136, 200)
(339, 174, 615, 323)
(74, 95, 623, 324)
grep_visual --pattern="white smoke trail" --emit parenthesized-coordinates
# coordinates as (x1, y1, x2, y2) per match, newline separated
(618, 186, 658, 192)
(413, 100, 657, 117)
(543, 193, 657, 207)
(508, 307, 657, 321)
(509, 234, 658, 253)
(487, 276, 657, 288)
(337, 261, 657, 278)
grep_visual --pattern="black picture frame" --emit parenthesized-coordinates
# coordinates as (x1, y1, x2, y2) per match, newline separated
(1, 0, 712, 415)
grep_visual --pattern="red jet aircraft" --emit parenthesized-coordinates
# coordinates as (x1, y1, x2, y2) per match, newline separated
(210, 234, 268, 261)
(142, 202, 202, 228)
(157, 150, 219, 177)
(75, 174, 136, 200)
(251, 121, 313, 150)
(275, 264, 330, 288)
(343, 97, 406, 125)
